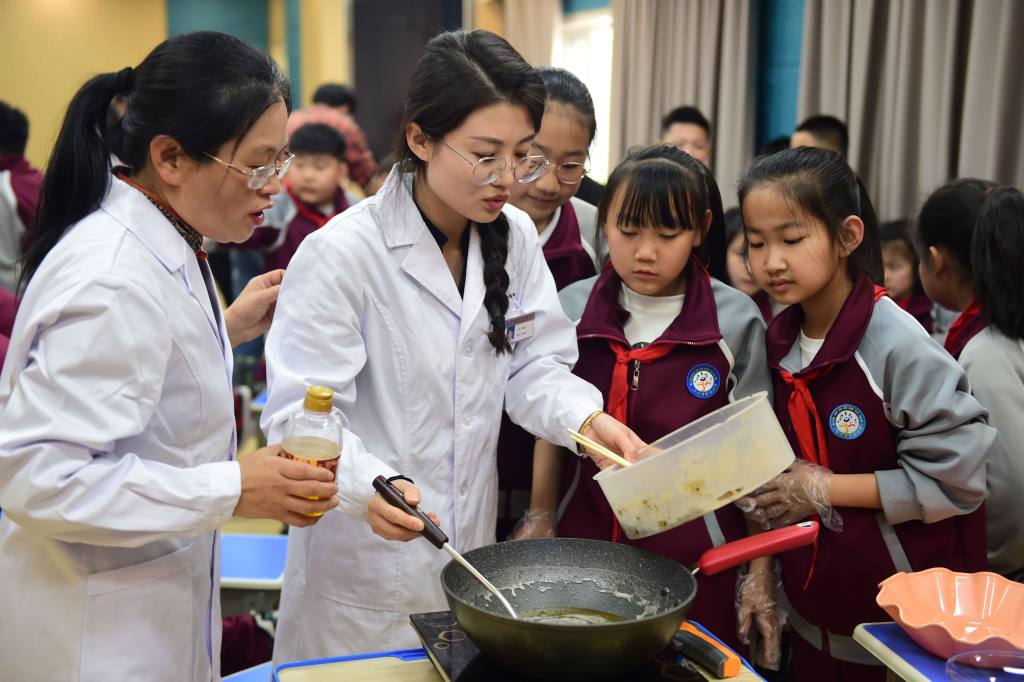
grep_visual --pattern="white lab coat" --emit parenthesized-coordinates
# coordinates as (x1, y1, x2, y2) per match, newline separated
(0, 176, 242, 682)
(263, 171, 602, 663)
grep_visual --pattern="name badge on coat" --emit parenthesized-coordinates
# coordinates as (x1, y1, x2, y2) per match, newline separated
(505, 313, 535, 344)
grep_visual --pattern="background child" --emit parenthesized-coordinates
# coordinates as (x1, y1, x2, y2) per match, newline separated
(916, 181, 1024, 578)
(880, 218, 933, 332)
(509, 66, 599, 290)
(725, 206, 774, 321)
(497, 66, 599, 538)
(910, 179, 996, 358)
(528, 145, 776, 662)
(235, 122, 351, 272)
(735, 148, 992, 682)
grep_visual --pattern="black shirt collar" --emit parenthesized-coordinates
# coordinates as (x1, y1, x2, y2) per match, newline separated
(416, 204, 471, 296)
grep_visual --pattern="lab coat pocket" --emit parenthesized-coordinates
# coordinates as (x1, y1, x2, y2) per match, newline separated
(81, 545, 194, 682)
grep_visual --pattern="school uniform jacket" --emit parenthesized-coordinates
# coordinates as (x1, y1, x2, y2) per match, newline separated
(557, 258, 771, 651)
(538, 197, 598, 291)
(960, 326, 1024, 575)
(0, 154, 43, 292)
(261, 170, 603, 662)
(767, 275, 993, 647)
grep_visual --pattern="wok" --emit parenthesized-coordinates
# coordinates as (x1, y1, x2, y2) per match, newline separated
(441, 523, 818, 680)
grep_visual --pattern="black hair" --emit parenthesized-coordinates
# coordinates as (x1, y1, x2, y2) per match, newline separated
(395, 29, 545, 355)
(660, 105, 711, 137)
(312, 83, 357, 114)
(290, 123, 348, 161)
(758, 135, 790, 157)
(972, 186, 1024, 340)
(23, 31, 291, 289)
(597, 144, 724, 271)
(0, 101, 29, 156)
(536, 66, 596, 144)
(794, 115, 849, 157)
(738, 146, 883, 284)
(910, 179, 997, 279)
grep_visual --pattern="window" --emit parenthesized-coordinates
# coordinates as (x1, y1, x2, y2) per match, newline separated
(553, 8, 613, 182)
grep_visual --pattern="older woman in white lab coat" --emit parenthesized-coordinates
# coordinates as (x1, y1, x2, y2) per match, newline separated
(263, 30, 643, 663)
(0, 33, 338, 682)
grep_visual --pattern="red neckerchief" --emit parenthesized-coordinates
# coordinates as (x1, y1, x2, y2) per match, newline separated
(944, 300, 987, 358)
(781, 284, 886, 588)
(605, 340, 675, 543)
(115, 172, 207, 260)
(286, 183, 347, 229)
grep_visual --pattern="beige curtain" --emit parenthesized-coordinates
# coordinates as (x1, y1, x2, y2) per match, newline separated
(502, 0, 562, 67)
(799, 0, 1024, 221)
(958, 0, 1024, 187)
(609, 0, 755, 209)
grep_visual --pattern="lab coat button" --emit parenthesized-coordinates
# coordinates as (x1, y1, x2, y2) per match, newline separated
(463, 341, 473, 356)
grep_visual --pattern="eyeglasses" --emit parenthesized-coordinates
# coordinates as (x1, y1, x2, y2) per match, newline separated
(540, 158, 590, 185)
(440, 139, 548, 186)
(205, 151, 294, 190)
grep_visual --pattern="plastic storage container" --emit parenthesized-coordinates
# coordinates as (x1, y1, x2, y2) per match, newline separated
(594, 392, 795, 539)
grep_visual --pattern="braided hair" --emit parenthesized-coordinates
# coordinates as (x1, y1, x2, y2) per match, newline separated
(393, 30, 545, 354)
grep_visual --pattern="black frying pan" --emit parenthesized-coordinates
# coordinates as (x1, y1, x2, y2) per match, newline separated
(372, 476, 818, 680)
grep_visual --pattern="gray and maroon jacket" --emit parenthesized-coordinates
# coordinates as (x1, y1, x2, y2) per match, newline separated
(541, 200, 597, 291)
(557, 257, 770, 651)
(0, 154, 43, 292)
(767, 275, 993, 640)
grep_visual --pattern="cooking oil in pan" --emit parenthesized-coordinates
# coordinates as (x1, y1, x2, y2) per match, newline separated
(521, 607, 626, 625)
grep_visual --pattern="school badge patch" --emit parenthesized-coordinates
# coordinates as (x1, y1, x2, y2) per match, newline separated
(686, 364, 720, 399)
(829, 403, 866, 440)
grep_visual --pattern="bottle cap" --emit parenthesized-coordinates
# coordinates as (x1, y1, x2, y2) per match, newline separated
(303, 385, 334, 413)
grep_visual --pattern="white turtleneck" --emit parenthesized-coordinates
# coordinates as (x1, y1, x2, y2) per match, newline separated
(619, 285, 685, 346)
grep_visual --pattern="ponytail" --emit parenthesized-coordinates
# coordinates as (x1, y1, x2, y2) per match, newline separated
(972, 186, 1024, 340)
(480, 213, 512, 354)
(852, 176, 883, 284)
(20, 31, 290, 292)
(21, 72, 122, 290)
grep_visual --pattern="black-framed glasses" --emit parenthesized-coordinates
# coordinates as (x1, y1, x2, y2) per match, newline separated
(205, 151, 294, 190)
(541, 158, 590, 185)
(440, 139, 548, 185)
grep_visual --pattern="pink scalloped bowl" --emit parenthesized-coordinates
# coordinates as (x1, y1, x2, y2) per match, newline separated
(877, 568, 1024, 659)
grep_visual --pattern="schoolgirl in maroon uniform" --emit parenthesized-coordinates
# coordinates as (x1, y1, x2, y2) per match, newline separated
(735, 149, 994, 682)
(528, 145, 776, 661)
(880, 218, 933, 332)
(497, 67, 600, 537)
(912, 180, 1024, 577)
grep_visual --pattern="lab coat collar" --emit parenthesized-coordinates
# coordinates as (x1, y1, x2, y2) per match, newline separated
(102, 174, 189, 274)
(377, 168, 489, 322)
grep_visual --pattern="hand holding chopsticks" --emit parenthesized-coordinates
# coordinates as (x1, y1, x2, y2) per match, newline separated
(568, 429, 634, 468)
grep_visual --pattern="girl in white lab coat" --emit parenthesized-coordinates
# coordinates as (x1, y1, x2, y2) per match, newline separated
(262, 29, 643, 662)
(0, 32, 339, 682)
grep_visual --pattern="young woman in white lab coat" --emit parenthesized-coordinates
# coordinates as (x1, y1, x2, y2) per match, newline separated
(0, 33, 339, 682)
(262, 29, 643, 663)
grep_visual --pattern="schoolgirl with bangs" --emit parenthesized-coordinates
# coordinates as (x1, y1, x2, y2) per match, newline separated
(528, 145, 778, 664)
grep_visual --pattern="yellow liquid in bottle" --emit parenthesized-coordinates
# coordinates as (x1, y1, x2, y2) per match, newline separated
(281, 436, 341, 517)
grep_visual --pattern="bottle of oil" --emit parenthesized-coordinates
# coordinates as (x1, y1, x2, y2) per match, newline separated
(281, 386, 343, 515)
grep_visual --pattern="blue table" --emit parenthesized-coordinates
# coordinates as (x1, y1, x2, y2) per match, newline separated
(221, 533, 288, 590)
(220, 533, 288, 617)
(253, 388, 268, 413)
(854, 622, 947, 681)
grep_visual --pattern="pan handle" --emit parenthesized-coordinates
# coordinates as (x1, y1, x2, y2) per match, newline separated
(372, 475, 449, 549)
(697, 520, 819, 576)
